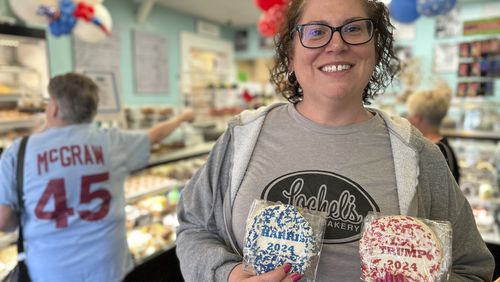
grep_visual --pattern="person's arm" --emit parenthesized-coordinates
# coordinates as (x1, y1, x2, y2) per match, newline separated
(0, 204, 17, 232)
(148, 110, 195, 144)
(176, 130, 244, 282)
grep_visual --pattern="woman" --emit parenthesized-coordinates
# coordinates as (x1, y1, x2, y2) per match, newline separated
(406, 87, 461, 184)
(176, 0, 494, 281)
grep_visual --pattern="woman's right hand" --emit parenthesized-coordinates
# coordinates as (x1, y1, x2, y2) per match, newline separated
(228, 263, 302, 282)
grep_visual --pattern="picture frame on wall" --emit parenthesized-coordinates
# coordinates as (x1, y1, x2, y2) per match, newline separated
(235, 30, 248, 52)
(433, 43, 458, 73)
(435, 8, 461, 38)
(83, 70, 120, 114)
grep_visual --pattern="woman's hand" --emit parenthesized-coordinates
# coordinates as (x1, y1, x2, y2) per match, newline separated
(228, 263, 302, 282)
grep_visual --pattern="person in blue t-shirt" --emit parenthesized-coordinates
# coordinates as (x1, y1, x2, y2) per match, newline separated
(0, 72, 194, 282)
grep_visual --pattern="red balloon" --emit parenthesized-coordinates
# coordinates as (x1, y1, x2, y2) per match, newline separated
(254, 0, 287, 11)
(257, 4, 286, 37)
(258, 15, 276, 37)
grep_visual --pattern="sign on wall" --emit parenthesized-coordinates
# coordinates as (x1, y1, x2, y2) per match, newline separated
(133, 29, 169, 94)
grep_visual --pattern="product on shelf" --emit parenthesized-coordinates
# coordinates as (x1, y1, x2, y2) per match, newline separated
(136, 195, 177, 217)
(150, 141, 185, 155)
(0, 84, 14, 95)
(127, 223, 175, 261)
(0, 245, 16, 279)
(0, 110, 33, 121)
(456, 38, 500, 97)
(473, 206, 496, 234)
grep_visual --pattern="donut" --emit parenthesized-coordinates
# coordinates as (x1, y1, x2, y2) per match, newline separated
(244, 204, 318, 275)
(359, 215, 444, 282)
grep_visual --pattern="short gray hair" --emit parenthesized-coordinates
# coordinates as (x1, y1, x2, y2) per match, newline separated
(406, 88, 451, 127)
(48, 72, 99, 124)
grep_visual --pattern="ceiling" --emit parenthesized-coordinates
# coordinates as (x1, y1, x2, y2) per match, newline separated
(144, 0, 495, 28)
(154, 0, 262, 27)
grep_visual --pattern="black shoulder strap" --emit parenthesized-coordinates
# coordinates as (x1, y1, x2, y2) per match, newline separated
(16, 136, 29, 257)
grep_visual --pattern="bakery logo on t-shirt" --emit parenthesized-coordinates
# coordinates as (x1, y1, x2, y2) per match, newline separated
(261, 170, 379, 244)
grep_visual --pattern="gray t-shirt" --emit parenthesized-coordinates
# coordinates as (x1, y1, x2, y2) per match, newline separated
(232, 103, 399, 281)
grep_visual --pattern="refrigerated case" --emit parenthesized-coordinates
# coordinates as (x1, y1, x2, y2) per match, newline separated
(0, 24, 49, 154)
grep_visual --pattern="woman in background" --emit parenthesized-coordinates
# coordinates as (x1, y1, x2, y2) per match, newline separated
(406, 85, 460, 183)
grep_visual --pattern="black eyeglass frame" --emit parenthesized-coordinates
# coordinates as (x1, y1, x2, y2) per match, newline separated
(294, 18, 376, 49)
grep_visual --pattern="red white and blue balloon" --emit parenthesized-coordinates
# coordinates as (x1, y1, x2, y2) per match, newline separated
(416, 0, 456, 17)
(9, 0, 111, 43)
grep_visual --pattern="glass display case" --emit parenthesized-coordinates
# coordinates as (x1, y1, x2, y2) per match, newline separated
(0, 24, 49, 153)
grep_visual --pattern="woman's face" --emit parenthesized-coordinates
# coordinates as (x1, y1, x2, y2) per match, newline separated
(290, 0, 376, 105)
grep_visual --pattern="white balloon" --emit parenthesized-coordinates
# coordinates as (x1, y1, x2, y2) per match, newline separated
(73, 4, 112, 43)
(8, 0, 57, 25)
(39, 0, 59, 5)
(74, 0, 105, 4)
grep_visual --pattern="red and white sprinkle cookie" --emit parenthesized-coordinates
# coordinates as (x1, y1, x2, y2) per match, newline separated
(359, 215, 443, 282)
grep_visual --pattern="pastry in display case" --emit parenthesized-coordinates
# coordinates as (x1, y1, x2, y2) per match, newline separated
(424, 98, 500, 257)
(123, 151, 209, 266)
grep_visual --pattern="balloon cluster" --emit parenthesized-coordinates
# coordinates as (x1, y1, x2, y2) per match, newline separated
(36, 0, 112, 42)
(255, 0, 289, 37)
(389, 0, 457, 24)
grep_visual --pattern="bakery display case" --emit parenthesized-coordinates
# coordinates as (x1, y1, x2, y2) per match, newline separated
(0, 141, 214, 280)
(0, 25, 49, 155)
(440, 99, 500, 246)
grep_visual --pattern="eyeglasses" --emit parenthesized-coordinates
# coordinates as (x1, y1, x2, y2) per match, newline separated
(294, 18, 375, 49)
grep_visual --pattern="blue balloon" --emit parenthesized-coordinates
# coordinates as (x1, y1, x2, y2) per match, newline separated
(417, 0, 457, 17)
(390, 0, 420, 23)
(48, 0, 77, 37)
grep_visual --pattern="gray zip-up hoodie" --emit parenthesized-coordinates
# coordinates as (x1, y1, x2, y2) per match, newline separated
(176, 103, 494, 282)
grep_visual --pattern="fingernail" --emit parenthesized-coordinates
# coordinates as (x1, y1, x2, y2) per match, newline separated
(283, 263, 292, 274)
(291, 273, 302, 282)
(385, 272, 394, 282)
(395, 273, 405, 282)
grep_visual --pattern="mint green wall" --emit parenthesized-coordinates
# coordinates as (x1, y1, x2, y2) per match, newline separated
(395, 0, 500, 98)
(234, 26, 274, 60)
(0, 0, 232, 107)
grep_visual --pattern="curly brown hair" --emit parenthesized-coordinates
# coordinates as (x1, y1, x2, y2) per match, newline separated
(270, 0, 400, 104)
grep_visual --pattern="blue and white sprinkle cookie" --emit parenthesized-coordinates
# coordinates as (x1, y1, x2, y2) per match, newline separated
(244, 204, 317, 275)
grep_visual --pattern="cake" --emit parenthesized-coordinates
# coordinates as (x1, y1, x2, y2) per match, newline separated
(359, 215, 444, 282)
(244, 204, 317, 275)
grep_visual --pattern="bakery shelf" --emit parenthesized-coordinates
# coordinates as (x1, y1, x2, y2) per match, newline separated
(0, 116, 43, 133)
(126, 183, 183, 203)
(457, 77, 497, 82)
(145, 141, 214, 169)
(441, 129, 500, 141)
(0, 94, 21, 102)
(0, 65, 37, 74)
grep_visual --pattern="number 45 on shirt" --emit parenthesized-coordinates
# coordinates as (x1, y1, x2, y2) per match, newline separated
(34, 172, 111, 228)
